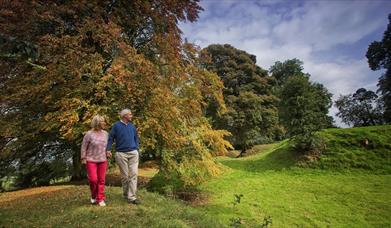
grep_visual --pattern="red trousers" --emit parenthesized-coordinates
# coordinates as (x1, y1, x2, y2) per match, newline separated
(86, 161, 107, 203)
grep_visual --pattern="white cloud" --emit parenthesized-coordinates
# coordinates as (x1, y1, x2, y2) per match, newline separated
(272, 1, 386, 51)
(180, 0, 390, 127)
(305, 59, 378, 95)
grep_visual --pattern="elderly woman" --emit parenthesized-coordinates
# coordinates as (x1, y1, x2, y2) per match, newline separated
(81, 115, 110, 207)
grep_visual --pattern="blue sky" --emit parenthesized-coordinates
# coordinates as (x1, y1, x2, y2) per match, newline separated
(179, 0, 391, 126)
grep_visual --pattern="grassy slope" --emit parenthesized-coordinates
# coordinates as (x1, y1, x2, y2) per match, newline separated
(309, 125, 391, 173)
(199, 126, 391, 227)
(201, 163, 391, 227)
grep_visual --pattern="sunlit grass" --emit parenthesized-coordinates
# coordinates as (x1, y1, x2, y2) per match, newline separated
(200, 127, 391, 227)
(0, 185, 222, 227)
(1, 126, 390, 227)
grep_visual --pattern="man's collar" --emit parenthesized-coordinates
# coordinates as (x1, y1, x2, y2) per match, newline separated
(120, 120, 129, 125)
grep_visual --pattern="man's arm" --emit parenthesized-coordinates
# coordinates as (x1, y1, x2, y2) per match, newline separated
(134, 125, 140, 149)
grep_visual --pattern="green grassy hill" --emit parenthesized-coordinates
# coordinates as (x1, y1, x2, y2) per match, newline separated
(225, 125, 391, 173)
(306, 125, 391, 173)
(198, 125, 391, 227)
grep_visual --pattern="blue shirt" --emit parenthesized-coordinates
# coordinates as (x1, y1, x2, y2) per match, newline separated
(106, 121, 139, 152)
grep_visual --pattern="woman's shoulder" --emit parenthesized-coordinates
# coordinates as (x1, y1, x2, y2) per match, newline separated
(83, 130, 93, 139)
(85, 130, 93, 135)
(92, 129, 109, 136)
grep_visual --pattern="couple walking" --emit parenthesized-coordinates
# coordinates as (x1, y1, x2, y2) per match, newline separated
(80, 109, 141, 207)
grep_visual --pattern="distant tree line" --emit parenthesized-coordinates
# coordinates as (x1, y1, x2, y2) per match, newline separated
(202, 45, 333, 156)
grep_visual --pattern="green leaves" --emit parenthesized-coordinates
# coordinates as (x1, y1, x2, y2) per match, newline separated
(366, 13, 391, 123)
(274, 60, 333, 138)
(202, 44, 279, 151)
(278, 74, 332, 155)
(335, 88, 384, 127)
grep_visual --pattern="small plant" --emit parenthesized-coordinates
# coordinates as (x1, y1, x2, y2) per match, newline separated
(229, 193, 273, 227)
(260, 216, 272, 227)
(229, 194, 244, 227)
(292, 133, 326, 159)
(229, 217, 242, 228)
(233, 194, 244, 205)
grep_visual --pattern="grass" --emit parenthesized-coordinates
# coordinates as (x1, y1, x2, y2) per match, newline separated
(307, 125, 391, 173)
(221, 142, 298, 172)
(1, 125, 390, 227)
(0, 185, 222, 227)
(200, 164, 391, 227)
(198, 126, 391, 227)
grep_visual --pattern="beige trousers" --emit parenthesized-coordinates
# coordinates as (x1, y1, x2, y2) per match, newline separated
(115, 150, 138, 201)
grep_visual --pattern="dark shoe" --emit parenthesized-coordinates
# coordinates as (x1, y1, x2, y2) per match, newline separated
(128, 199, 141, 205)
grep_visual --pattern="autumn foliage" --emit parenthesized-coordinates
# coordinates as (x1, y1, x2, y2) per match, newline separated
(0, 0, 232, 189)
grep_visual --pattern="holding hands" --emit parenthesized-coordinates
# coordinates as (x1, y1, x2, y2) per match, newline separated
(106, 151, 112, 158)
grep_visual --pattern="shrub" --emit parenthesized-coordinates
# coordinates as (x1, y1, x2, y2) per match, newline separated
(292, 133, 326, 159)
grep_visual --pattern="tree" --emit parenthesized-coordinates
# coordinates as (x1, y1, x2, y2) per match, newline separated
(278, 75, 332, 155)
(201, 44, 280, 156)
(269, 58, 309, 86)
(335, 88, 384, 127)
(366, 13, 391, 123)
(269, 59, 333, 137)
(0, 0, 231, 189)
(279, 75, 333, 137)
(221, 92, 278, 156)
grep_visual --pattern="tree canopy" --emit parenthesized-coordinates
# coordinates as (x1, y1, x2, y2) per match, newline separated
(335, 88, 384, 127)
(0, 0, 232, 189)
(366, 13, 391, 123)
(269, 58, 309, 86)
(201, 44, 280, 154)
(0, 1, 349, 190)
(279, 75, 333, 137)
(269, 59, 333, 137)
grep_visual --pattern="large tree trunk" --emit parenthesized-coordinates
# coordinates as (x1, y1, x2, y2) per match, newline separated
(237, 145, 247, 158)
(71, 144, 85, 181)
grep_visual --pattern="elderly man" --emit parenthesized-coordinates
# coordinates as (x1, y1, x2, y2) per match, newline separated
(106, 109, 141, 205)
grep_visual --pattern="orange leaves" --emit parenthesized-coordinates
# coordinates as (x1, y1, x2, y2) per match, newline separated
(51, 98, 83, 140)
(1, 0, 230, 186)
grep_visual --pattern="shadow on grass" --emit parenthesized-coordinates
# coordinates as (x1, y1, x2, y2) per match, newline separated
(54, 174, 151, 188)
(0, 186, 143, 227)
(0, 186, 88, 224)
(0, 185, 225, 227)
(221, 146, 300, 173)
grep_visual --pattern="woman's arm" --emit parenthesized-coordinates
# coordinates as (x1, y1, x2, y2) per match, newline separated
(81, 132, 90, 164)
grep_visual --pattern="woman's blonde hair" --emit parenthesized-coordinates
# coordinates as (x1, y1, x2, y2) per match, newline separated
(91, 115, 106, 130)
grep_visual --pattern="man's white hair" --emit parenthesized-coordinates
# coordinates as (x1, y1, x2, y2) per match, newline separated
(119, 109, 132, 117)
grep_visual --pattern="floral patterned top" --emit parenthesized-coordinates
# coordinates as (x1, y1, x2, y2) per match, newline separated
(81, 130, 108, 162)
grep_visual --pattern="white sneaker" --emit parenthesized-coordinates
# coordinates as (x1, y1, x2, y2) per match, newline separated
(98, 201, 106, 207)
(90, 198, 96, 204)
